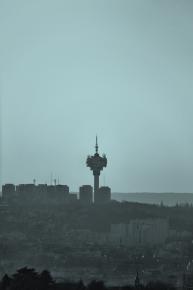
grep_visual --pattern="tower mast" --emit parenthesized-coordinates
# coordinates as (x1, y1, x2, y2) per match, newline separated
(95, 135, 98, 153)
(86, 137, 107, 202)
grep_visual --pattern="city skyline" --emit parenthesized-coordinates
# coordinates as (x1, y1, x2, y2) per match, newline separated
(1, 0, 193, 193)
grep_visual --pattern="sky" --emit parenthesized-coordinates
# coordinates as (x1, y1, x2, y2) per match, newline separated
(0, 0, 193, 193)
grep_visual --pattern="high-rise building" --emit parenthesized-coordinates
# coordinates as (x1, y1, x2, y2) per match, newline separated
(16, 184, 36, 201)
(86, 137, 107, 203)
(2, 184, 15, 201)
(55, 184, 69, 194)
(95, 186, 111, 204)
(79, 185, 93, 204)
(47, 184, 69, 199)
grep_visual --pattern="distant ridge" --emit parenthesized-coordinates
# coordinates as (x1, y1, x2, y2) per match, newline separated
(112, 192, 193, 206)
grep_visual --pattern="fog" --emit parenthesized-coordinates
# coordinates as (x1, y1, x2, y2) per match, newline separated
(1, 0, 193, 192)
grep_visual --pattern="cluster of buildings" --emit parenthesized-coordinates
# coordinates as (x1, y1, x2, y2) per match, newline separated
(1, 138, 111, 204)
(1, 183, 111, 204)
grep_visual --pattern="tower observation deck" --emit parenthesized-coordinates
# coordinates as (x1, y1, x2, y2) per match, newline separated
(86, 137, 107, 198)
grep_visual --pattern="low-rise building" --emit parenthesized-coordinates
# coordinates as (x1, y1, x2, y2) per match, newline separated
(79, 185, 93, 204)
(111, 219, 169, 246)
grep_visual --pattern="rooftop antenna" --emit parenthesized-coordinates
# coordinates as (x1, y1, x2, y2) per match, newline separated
(95, 135, 98, 153)
(50, 172, 53, 185)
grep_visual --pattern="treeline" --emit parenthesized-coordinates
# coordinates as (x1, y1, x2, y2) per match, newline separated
(0, 267, 176, 290)
(2, 201, 193, 233)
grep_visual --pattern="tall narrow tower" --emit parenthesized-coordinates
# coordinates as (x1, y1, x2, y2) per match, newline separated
(86, 137, 107, 198)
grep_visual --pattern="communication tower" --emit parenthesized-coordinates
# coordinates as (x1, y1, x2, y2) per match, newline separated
(86, 137, 107, 200)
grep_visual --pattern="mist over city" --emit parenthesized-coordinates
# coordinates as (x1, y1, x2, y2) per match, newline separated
(0, 0, 193, 289)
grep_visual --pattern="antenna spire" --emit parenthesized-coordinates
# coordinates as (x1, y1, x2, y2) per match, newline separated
(95, 135, 98, 153)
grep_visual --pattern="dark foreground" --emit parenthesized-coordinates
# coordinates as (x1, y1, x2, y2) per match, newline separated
(0, 267, 176, 290)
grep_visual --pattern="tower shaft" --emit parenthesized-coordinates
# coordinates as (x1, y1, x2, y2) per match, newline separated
(94, 174, 99, 195)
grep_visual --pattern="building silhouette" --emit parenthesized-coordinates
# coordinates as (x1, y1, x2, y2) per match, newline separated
(95, 186, 111, 204)
(79, 185, 93, 204)
(2, 184, 15, 201)
(2, 183, 76, 203)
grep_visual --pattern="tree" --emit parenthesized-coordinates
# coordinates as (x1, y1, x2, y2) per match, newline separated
(146, 281, 176, 290)
(87, 280, 106, 290)
(10, 267, 39, 290)
(39, 270, 54, 290)
(0, 274, 12, 290)
(76, 280, 85, 290)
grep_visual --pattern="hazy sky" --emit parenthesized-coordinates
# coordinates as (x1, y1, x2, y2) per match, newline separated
(1, 0, 193, 192)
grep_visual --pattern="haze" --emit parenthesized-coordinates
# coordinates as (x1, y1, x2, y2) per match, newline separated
(1, 0, 193, 193)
